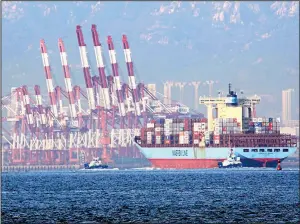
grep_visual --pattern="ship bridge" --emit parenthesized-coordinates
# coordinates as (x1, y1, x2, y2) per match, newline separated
(199, 84, 261, 132)
(199, 95, 260, 107)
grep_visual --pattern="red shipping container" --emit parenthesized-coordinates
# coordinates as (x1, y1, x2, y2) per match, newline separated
(155, 131, 161, 136)
(184, 119, 189, 130)
(201, 118, 208, 123)
(194, 131, 199, 135)
(249, 122, 254, 126)
(269, 123, 273, 127)
(222, 127, 227, 131)
(233, 118, 237, 122)
(213, 135, 220, 140)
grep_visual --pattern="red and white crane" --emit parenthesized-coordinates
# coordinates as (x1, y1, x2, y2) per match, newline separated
(91, 24, 111, 110)
(58, 38, 77, 119)
(21, 86, 34, 127)
(34, 85, 47, 126)
(122, 35, 141, 117)
(76, 25, 96, 111)
(55, 86, 64, 119)
(107, 36, 126, 121)
(40, 40, 58, 117)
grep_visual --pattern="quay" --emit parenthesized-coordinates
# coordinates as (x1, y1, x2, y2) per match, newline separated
(1, 165, 81, 172)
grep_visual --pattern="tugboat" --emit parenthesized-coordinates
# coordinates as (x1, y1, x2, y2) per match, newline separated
(84, 157, 109, 169)
(218, 149, 243, 168)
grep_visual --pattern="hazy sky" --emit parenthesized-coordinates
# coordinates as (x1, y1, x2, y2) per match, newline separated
(2, 1, 299, 118)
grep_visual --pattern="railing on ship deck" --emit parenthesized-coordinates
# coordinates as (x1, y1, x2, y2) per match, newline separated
(135, 133, 297, 148)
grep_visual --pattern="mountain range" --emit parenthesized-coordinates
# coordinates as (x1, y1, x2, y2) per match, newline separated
(2, 1, 299, 118)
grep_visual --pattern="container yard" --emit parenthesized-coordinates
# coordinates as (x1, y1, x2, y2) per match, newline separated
(1, 24, 203, 169)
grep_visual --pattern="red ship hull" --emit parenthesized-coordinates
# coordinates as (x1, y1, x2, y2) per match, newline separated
(149, 158, 283, 169)
(149, 159, 223, 169)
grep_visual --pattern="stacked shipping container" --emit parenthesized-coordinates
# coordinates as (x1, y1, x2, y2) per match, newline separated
(140, 117, 282, 147)
(213, 118, 241, 144)
(249, 117, 280, 134)
(141, 118, 208, 146)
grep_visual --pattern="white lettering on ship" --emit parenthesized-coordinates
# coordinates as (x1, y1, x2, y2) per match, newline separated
(172, 150, 188, 156)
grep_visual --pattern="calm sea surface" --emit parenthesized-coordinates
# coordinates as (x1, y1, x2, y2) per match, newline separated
(2, 168, 299, 224)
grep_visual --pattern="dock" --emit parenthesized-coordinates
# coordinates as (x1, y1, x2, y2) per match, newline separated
(1, 165, 81, 172)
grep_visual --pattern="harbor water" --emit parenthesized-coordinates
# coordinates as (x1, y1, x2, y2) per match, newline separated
(2, 168, 299, 223)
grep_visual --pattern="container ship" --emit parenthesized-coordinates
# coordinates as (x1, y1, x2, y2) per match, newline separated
(134, 84, 298, 169)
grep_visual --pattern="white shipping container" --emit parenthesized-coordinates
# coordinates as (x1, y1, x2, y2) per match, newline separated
(165, 119, 173, 123)
(193, 127, 200, 132)
(147, 123, 155, 128)
(155, 127, 161, 132)
(156, 140, 161, 144)
(214, 130, 222, 135)
(193, 124, 200, 130)
(215, 127, 220, 132)
(147, 140, 152, 144)
(257, 118, 263, 122)
(252, 118, 258, 122)
(214, 140, 220, 144)
(194, 139, 199, 144)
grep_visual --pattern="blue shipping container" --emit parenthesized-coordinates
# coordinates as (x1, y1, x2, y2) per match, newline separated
(254, 122, 262, 127)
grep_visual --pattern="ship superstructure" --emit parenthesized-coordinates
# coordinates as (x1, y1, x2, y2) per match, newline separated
(135, 84, 297, 169)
